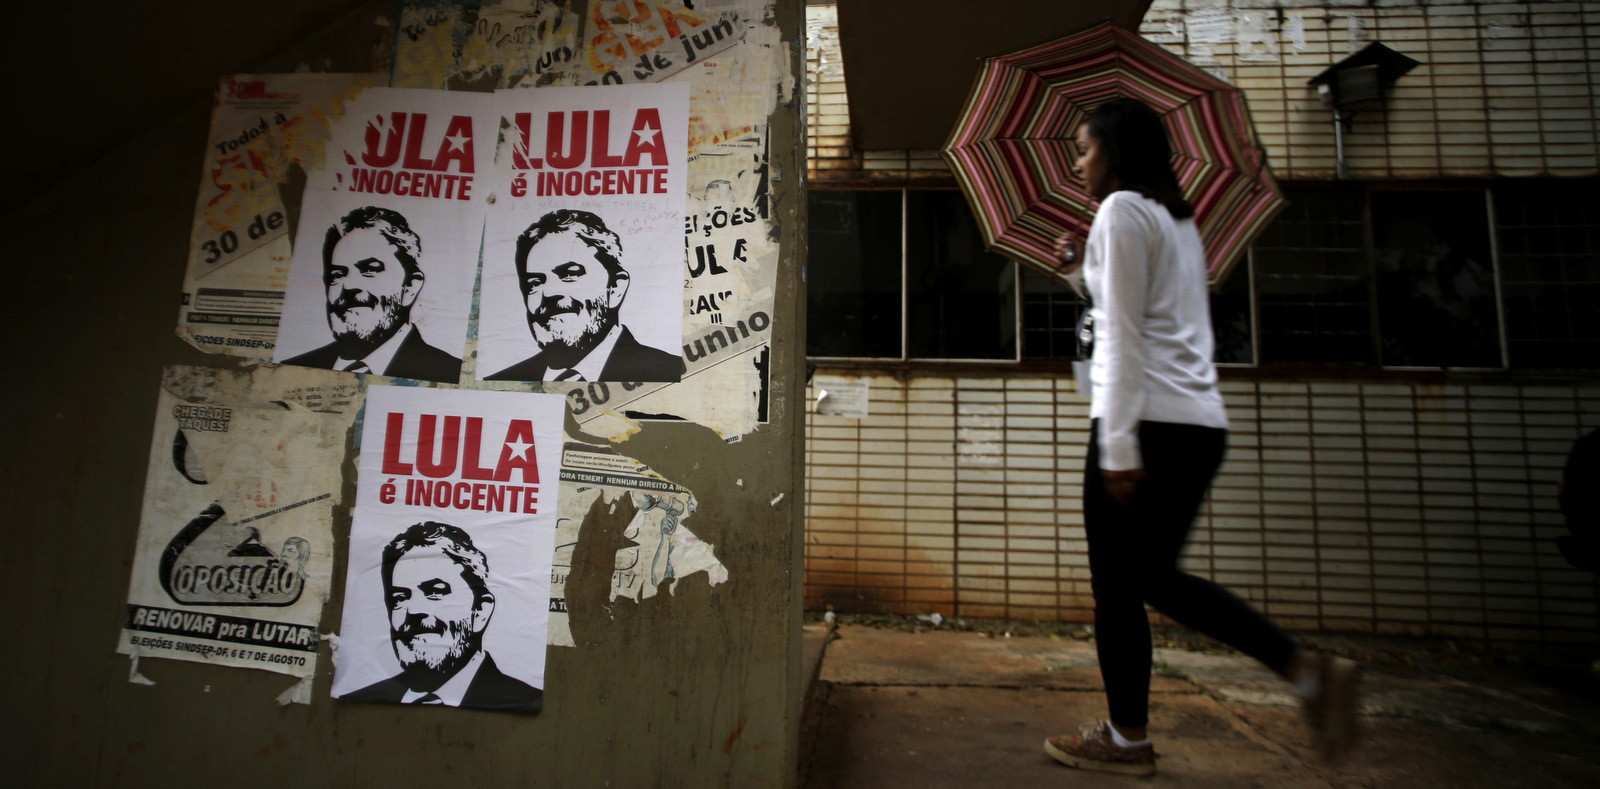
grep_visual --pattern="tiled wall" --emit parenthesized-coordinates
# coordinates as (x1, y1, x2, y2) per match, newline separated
(1138, 0, 1600, 179)
(805, 374, 1600, 642)
(806, 1, 1600, 184)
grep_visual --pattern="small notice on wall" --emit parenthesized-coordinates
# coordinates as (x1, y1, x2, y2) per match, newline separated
(814, 376, 868, 418)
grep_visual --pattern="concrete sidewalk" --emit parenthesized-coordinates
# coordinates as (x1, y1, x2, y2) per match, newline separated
(799, 621, 1600, 788)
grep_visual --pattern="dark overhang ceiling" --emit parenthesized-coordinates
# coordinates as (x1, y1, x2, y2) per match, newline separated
(2, 0, 377, 216)
(836, 0, 1152, 151)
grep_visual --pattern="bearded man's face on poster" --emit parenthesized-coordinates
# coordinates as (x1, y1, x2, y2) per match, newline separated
(325, 226, 421, 348)
(519, 228, 628, 366)
(385, 545, 492, 678)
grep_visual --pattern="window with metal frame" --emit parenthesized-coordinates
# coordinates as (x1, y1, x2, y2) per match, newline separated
(806, 190, 902, 358)
(1494, 181, 1600, 370)
(1371, 189, 1502, 369)
(806, 189, 1015, 361)
(1253, 189, 1373, 365)
(808, 183, 1594, 371)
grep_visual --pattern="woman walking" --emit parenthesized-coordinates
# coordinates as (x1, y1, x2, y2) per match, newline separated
(1043, 97, 1357, 776)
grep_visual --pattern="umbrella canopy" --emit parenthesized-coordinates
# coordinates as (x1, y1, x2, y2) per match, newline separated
(942, 21, 1285, 288)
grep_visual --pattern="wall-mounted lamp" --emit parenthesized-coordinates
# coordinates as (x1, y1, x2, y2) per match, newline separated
(1308, 42, 1421, 178)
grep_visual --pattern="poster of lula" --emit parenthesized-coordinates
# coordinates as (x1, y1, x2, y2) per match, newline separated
(272, 87, 496, 383)
(331, 385, 565, 714)
(476, 82, 690, 384)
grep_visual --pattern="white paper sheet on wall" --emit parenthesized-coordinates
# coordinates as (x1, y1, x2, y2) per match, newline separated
(477, 82, 691, 384)
(814, 375, 868, 419)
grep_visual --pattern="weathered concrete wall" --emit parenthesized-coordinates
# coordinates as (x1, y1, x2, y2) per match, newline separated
(0, 1, 807, 785)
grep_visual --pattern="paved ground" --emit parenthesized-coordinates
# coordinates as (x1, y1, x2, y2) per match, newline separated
(799, 621, 1600, 788)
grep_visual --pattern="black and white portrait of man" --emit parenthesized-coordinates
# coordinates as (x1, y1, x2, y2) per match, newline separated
(339, 521, 541, 713)
(280, 206, 463, 382)
(484, 209, 682, 383)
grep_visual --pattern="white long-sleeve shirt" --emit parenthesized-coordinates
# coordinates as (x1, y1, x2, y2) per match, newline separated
(1084, 190, 1228, 471)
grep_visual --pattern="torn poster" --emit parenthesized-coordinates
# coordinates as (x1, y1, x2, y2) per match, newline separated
(548, 443, 726, 647)
(561, 29, 783, 433)
(585, 301, 772, 432)
(476, 82, 690, 384)
(274, 88, 498, 383)
(331, 385, 564, 713)
(389, 0, 744, 91)
(118, 365, 359, 678)
(178, 74, 375, 359)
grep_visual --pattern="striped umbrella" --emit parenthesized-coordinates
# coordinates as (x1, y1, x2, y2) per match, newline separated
(942, 21, 1285, 289)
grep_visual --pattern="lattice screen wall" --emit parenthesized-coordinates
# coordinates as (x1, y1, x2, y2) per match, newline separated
(806, 0, 1600, 184)
(805, 376, 1600, 642)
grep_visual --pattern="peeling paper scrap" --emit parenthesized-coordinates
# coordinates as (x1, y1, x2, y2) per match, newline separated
(575, 409, 644, 445)
(127, 649, 157, 686)
(455, 1, 581, 85)
(1185, 9, 1234, 45)
(578, 343, 766, 440)
(159, 364, 363, 414)
(391, 0, 750, 91)
(613, 245, 784, 436)
(956, 400, 1005, 468)
(276, 676, 314, 706)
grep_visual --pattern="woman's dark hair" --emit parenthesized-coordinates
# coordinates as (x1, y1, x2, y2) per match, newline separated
(1084, 97, 1195, 220)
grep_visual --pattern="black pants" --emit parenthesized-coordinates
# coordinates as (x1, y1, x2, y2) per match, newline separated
(1085, 420, 1296, 729)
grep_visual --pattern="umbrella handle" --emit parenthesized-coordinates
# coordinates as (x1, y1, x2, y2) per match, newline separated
(1053, 233, 1081, 267)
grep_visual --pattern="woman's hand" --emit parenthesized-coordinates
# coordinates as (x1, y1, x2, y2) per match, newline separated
(1102, 468, 1146, 505)
(1054, 232, 1082, 267)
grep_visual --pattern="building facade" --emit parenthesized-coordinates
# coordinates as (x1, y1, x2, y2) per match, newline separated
(802, 0, 1600, 643)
